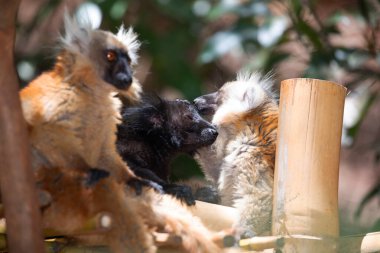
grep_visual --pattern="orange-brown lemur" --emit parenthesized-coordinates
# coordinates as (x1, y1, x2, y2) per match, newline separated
(20, 14, 144, 186)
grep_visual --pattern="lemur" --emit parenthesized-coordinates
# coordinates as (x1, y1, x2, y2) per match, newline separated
(18, 14, 222, 252)
(194, 72, 278, 237)
(116, 96, 218, 205)
(20, 14, 146, 188)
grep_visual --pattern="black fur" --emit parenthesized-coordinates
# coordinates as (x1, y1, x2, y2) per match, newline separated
(117, 96, 218, 205)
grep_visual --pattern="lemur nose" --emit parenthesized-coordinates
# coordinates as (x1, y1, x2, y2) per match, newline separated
(116, 73, 132, 87)
(207, 128, 218, 138)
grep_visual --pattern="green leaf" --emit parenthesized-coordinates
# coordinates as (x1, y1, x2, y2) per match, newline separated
(289, 0, 302, 17)
(263, 52, 290, 73)
(295, 18, 324, 51)
(110, 1, 128, 20)
(207, 4, 235, 21)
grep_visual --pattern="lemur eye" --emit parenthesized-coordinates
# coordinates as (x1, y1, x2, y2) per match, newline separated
(106, 50, 117, 62)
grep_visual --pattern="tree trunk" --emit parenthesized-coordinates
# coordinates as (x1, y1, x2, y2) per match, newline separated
(0, 1, 45, 252)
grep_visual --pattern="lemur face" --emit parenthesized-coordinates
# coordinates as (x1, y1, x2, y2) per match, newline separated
(88, 30, 138, 91)
(102, 48, 134, 90)
(119, 97, 218, 154)
(61, 13, 141, 93)
(193, 72, 275, 125)
(166, 99, 218, 152)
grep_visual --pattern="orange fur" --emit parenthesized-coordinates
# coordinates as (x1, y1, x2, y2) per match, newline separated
(37, 166, 221, 253)
(36, 167, 155, 253)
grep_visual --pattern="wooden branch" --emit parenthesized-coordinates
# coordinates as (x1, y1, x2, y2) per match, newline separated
(272, 78, 346, 252)
(239, 234, 337, 251)
(0, 0, 45, 252)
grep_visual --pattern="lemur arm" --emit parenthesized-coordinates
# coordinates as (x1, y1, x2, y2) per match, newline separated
(131, 165, 195, 206)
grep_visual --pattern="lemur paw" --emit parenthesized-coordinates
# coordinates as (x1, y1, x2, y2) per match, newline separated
(163, 184, 196, 206)
(127, 177, 164, 195)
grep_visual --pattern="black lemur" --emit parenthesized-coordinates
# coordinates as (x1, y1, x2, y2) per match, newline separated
(116, 96, 218, 205)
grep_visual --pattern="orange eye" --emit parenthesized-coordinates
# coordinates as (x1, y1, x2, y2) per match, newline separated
(106, 51, 117, 62)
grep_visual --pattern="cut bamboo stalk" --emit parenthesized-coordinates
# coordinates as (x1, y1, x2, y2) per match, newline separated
(190, 201, 238, 231)
(0, 1, 45, 252)
(272, 78, 346, 252)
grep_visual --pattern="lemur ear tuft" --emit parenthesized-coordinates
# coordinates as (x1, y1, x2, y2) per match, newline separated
(61, 11, 93, 53)
(116, 25, 141, 65)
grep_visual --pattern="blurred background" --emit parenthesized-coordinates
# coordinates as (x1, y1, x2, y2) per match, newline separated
(15, 0, 380, 236)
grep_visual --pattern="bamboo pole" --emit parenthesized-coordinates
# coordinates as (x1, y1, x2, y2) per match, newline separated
(272, 78, 346, 252)
(0, 1, 45, 252)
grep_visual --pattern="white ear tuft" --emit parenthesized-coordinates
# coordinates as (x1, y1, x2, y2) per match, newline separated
(236, 70, 261, 83)
(236, 70, 275, 94)
(116, 25, 141, 65)
(60, 11, 93, 52)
